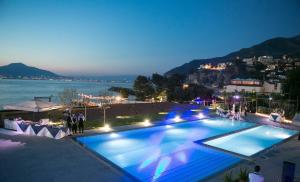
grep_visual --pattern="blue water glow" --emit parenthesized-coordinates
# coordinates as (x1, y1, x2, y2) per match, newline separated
(77, 118, 255, 181)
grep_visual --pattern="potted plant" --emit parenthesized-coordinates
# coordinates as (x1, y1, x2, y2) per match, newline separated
(238, 168, 249, 182)
(224, 171, 235, 182)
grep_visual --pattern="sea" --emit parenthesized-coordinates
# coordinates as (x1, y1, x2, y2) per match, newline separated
(0, 76, 135, 109)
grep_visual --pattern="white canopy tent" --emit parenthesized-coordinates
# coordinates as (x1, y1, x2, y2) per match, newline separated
(3, 100, 62, 112)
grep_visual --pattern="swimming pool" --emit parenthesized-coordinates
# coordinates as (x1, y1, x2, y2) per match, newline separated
(204, 125, 298, 157)
(76, 118, 254, 181)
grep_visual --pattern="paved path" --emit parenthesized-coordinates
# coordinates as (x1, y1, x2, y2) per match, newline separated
(0, 133, 132, 182)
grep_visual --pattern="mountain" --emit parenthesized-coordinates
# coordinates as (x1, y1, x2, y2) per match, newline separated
(165, 34, 300, 76)
(0, 63, 62, 79)
(227, 34, 300, 58)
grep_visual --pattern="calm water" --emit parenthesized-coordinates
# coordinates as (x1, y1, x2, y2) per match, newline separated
(0, 78, 134, 109)
(204, 125, 298, 156)
(77, 118, 255, 182)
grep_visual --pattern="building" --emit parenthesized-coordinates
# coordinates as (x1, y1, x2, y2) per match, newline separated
(258, 56, 273, 64)
(198, 63, 228, 71)
(224, 78, 281, 93)
(242, 57, 255, 66)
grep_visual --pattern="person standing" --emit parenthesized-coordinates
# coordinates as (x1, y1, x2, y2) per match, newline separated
(72, 114, 78, 134)
(249, 165, 264, 182)
(66, 114, 72, 135)
(78, 113, 85, 133)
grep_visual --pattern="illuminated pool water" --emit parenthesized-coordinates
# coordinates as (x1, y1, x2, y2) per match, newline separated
(204, 125, 298, 157)
(76, 118, 254, 181)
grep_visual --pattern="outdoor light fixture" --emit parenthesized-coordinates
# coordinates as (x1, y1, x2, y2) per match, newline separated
(269, 97, 272, 101)
(103, 124, 111, 132)
(143, 119, 151, 127)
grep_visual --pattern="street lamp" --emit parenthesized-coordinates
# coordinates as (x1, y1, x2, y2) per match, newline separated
(269, 96, 272, 111)
(102, 105, 111, 127)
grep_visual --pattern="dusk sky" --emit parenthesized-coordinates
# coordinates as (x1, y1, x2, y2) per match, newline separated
(1, 0, 300, 76)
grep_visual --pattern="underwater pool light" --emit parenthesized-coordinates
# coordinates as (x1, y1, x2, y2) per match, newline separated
(173, 115, 183, 122)
(197, 112, 205, 119)
(165, 125, 173, 129)
(109, 133, 119, 138)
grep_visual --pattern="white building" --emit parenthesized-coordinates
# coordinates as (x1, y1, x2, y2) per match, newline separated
(224, 78, 281, 93)
(258, 56, 273, 64)
(242, 57, 255, 66)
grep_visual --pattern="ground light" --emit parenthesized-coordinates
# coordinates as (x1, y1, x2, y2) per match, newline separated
(158, 112, 168, 115)
(142, 119, 151, 127)
(103, 124, 111, 132)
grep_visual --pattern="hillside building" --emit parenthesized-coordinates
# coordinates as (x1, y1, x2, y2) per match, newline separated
(224, 78, 281, 93)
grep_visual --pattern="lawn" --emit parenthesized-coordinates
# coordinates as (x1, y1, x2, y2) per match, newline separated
(83, 109, 207, 130)
(84, 112, 168, 130)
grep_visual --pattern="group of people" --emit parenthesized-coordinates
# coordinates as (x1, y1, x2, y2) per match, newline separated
(66, 112, 85, 134)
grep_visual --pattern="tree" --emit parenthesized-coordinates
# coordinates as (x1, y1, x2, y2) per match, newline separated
(108, 87, 134, 98)
(165, 74, 185, 101)
(133, 75, 155, 101)
(120, 89, 129, 98)
(283, 67, 300, 100)
(151, 73, 166, 91)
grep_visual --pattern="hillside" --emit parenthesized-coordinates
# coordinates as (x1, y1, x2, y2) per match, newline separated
(165, 34, 300, 76)
(0, 63, 62, 79)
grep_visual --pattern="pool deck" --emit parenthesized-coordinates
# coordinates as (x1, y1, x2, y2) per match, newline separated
(0, 132, 133, 182)
(1, 113, 300, 182)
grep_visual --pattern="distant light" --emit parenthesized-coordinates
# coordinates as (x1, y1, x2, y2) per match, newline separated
(233, 95, 240, 99)
(173, 115, 182, 122)
(115, 96, 122, 102)
(269, 97, 272, 101)
(182, 84, 189, 89)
